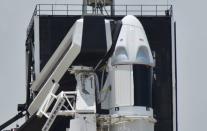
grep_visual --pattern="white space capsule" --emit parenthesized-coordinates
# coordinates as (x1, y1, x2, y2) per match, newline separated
(108, 15, 156, 131)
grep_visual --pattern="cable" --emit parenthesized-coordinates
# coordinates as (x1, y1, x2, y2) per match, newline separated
(0, 111, 26, 130)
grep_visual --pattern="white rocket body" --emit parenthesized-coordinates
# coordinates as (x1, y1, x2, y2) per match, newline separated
(27, 15, 155, 131)
(100, 15, 155, 131)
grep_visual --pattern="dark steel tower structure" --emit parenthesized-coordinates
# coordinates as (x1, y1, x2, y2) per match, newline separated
(0, 3, 177, 131)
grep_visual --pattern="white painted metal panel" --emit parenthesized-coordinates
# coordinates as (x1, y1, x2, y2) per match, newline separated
(69, 115, 96, 131)
(34, 16, 40, 77)
(171, 18, 177, 131)
(111, 119, 154, 131)
(31, 20, 77, 91)
(111, 65, 134, 107)
(28, 19, 84, 115)
(105, 20, 112, 51)
(75, 73, 96, 113)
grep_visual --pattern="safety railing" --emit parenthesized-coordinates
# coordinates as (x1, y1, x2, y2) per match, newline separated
(33, 4, 173, 16)
(27, 4, 173, 35)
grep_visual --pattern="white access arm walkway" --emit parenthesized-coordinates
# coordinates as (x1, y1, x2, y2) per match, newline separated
(28, 19, 84, 115)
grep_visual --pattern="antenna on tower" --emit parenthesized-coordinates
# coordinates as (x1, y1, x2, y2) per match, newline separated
(82, 0, 114, 15)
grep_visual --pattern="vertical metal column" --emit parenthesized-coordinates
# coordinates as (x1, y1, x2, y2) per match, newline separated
(111, 0, 115, 16)
(82, 0, 87, 15)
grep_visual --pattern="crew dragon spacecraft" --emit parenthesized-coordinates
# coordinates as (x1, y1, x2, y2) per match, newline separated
(25, 15, 155, 131)
(0, 1, 177, 131)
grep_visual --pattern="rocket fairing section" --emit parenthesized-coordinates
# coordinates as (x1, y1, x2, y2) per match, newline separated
(110, 15, 154, 108)
(99, 15, 155, 131)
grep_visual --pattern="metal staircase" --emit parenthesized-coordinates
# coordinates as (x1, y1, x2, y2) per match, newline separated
(37, 85, 77, 131)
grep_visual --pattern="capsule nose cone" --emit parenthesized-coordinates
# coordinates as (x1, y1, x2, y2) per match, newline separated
(122, 15, 142, 27)
(112, 15, 154, 66)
